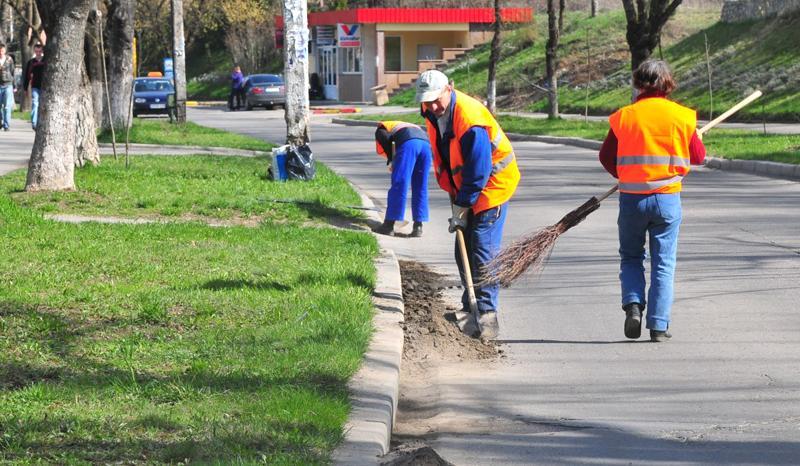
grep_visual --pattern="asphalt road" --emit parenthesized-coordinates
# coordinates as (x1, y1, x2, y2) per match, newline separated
(188, 106, 800, 465)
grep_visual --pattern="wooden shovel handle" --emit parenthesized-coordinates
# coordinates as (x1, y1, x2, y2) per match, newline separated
(697, 90, 762, 136)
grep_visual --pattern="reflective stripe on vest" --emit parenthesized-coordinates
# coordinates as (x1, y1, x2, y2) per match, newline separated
(609, 97, 696, 195)
(424, 90, 520, 213)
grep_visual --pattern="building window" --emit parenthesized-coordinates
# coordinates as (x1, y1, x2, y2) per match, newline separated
(385, 36, 401, 72)
(341, 47, 362, 73)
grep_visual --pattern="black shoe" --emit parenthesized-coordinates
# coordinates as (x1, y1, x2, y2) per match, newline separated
(623, 303, 643, 339)
(410, 221, 423, 237)
(372, 220, 395, 236)
(650, 329, 672, 342)
(2, 127, 8, 132)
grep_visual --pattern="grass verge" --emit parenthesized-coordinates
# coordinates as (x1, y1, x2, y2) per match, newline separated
(0, 153, 378, 463)
(348, 113, 800, 164)
(98, 119, 273, 152)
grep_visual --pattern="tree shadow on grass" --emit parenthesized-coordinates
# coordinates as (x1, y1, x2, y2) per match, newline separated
(199, 279, 291, 291)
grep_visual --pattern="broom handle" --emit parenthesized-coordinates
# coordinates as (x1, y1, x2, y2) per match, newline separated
(597, 90, 763, 202)
(456, 229, 480, 317)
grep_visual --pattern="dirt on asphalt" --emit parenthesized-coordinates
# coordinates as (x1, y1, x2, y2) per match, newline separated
(382, 261, 500, 465)
(398, 260, 500, 363)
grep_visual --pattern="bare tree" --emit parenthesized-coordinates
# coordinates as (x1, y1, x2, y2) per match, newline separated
(105, 0, 134, 129)
(171, 0, 187, 123)
(486, 0, 501, 115)
(621, 0, 683, 73)
(26, 0, 93, 191)
(0, 2, 11, 45)
(545, 0, 564, 118)
(283, 0, 310, 146)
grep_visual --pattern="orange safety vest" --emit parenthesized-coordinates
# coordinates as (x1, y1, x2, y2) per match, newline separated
(424, 90, 520, 213)
(609, 97, 697, 194)
(375, 121, 426, 159)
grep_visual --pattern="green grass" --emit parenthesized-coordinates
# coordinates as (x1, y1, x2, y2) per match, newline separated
(11, 109, 31, 122)
(390, 8, 800, 122)
(349, 113, 800, 164)
(0, 155, 365, 224)
(98, 119, 273, 152)
(0, 154, 379, 463)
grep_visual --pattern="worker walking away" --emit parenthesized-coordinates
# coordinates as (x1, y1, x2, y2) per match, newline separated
(599, 59, 706, 343)
(372, 121, 432, 237)
(416, 70, 520, 339)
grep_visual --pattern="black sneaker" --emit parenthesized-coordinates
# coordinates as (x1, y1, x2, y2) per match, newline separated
(372, 220, 395, 236)
(650, 329, 672, 342)
(410, 222, 423, 237)
(623, 303, 643, 339)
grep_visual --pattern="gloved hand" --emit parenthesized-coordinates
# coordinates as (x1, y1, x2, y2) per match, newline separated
(448, 204, 470, 233)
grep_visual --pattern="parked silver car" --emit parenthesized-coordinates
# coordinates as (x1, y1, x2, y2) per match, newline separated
(244, 74, 285, 110)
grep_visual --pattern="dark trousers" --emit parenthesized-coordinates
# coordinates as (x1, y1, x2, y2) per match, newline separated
(228, 88, 244, 109)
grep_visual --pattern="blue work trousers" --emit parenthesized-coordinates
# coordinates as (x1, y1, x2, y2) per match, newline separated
(618, 192, 682, 331)
(0, 84, 13, 130)
(385, 138, 431, 222)
(455, 203, 508, 313)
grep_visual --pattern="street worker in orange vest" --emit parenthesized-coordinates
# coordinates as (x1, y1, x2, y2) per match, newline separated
(416, 69, 520, 339)
(599, 60, 706, 343)
(372, 121, 432, 237)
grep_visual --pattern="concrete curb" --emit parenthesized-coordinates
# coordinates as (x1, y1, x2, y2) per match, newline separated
(332, 248, 404, 466)
(98, 143, 269, 157)
(329, 119, 800, 183)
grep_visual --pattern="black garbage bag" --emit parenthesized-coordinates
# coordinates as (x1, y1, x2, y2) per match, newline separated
(285, 144, 316, 181)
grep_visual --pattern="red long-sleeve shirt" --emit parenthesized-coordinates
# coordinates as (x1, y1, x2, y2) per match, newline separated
(599, 95, 707, 179)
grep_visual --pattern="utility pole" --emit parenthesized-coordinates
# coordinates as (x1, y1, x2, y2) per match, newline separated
(283, 0, 310, 146)
(171, 0, 187, 123)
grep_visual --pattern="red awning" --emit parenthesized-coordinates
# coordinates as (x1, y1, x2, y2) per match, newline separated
(276, 7, 532, 28)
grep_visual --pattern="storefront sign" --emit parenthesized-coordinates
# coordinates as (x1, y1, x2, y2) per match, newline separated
(337, 24, 360, 47)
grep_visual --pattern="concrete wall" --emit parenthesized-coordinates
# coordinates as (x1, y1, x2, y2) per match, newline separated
(378, 29, 469, 72)
(339, 74, 363, 102)
(721, 0, 800, 21)
(362, 23, 378, 101)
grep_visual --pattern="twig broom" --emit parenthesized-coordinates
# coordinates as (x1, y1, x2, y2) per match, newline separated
(483, 90, 763, 288)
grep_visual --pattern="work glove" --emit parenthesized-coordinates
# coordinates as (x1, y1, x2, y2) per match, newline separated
(448, 204, 470, 233)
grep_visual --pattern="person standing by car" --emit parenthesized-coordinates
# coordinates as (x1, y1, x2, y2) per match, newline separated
(229, 65, 244, 110)
(23, 43, 45, 130)
(0, 43, 16, 132)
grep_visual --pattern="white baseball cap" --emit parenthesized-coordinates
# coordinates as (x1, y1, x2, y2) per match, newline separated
(415, 70, 449, 103)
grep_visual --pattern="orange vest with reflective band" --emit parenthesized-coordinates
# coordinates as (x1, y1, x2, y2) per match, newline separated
(424, 90, 520, 213)
(375, 121, 426, 158)
(609, 97, 697, 194)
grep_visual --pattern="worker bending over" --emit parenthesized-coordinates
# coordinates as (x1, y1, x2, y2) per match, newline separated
(599, 59, 706, 342)
(416, 70, 520, 339)
(372, 121, 432, 237)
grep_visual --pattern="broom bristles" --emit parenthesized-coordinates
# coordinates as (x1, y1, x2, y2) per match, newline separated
(480, 196, 602, 288)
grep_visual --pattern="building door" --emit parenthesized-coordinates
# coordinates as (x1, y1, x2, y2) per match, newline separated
(319, 46, 338, 100)
(385, 36, 401, 71)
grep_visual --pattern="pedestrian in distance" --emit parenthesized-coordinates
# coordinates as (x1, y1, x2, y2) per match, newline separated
(23, 43, 45, 130)
(0, 43, 16, 132)
(372, 121, 432, 238)
(229, 65, 244, 110)
(416, 69, 521, 340)
(599, 59, 706, 343)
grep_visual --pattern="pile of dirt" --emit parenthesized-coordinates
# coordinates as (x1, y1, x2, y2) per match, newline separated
(399, 260, 499, 363)
(380, 441, 455, 466)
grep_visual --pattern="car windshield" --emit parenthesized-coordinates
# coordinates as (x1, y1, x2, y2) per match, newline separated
(248, 75, 282, 85)
(135, 80, 174, 92)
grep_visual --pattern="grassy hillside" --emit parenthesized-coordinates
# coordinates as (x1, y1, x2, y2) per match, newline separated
(390, 8, 800, 122)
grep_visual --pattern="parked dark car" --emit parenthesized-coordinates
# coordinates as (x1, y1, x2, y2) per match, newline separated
(133, 77, 175, 117)
(243, 74, 285, 110)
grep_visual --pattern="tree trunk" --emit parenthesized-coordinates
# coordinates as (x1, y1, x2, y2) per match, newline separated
(106, 0, 134, 129)
(621, 0, 684, 73)
(18, 3, 33, 112)
(26, 0, 92, 192)
(283, 0, 310, 146)
(1, 3, 12, 45)
(85, 6, 104, 124)
(171, 0, 186, 123)
(74, 61, 99, 167)
(486, 0, 501, 115)
(590, 0, 597, 17)
(545, 0, 563, 119)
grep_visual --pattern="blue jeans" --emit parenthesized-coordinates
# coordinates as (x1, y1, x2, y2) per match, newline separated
(618, 192, 682, 331)
(385, 138, 431, 222)
(455, 203, 508, 313)
(31, 87, 40, 129)
(0, 84, 13, 129)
